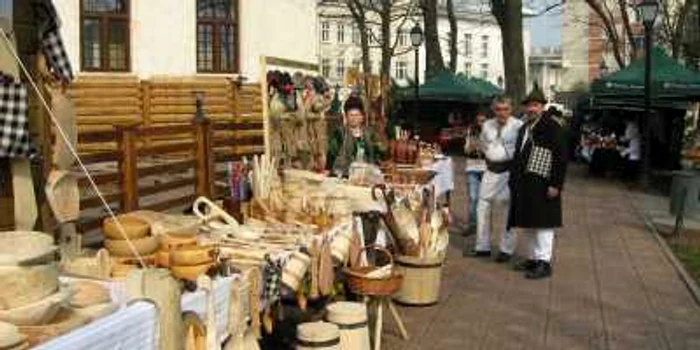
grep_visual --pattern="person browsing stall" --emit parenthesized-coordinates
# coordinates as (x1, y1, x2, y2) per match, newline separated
(464, 112, 487, 234)
(469, 97, 523, 261)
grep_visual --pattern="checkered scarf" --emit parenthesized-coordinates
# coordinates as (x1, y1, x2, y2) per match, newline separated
(33, 0, 74, 83)
(262, 255, 282, 306)
(0, 82, 36, 159)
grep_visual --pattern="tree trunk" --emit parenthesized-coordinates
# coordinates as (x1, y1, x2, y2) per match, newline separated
(420, 0, 445, 79)
(347, 0, 371, 74)
(379, 0, 392, 81)
(492, 0, 526, 103)
(447, 0, 458, 73)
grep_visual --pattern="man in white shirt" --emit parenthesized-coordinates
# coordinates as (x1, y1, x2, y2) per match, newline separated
(619, 120, 641, 181)
(469, 96, 524, 262)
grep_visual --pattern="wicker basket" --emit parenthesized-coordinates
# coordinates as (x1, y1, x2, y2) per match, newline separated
(342, 246, 402, 297)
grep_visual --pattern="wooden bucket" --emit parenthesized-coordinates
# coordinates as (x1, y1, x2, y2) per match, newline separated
(392, 255, 444, 306)
(296, 321, 340, 350)
(325, 302, 370, 350)
(281, 251, 310, 292)
(330, 228, 353, 264)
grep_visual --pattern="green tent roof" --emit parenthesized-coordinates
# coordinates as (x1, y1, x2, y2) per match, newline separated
(397, 71, 502, 103)
(591, 48, 700, 102)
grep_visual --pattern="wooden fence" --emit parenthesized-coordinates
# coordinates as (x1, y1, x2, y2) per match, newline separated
(69, 76, 264, 233)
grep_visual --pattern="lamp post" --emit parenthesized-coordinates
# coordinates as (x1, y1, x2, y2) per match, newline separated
(410, 24, 423, 129)
(638, 0, 659, 187)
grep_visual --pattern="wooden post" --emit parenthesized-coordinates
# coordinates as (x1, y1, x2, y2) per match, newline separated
(141, 80, 152, 149)
(116, 124, 139, 212)
(194, 117, 213, 199)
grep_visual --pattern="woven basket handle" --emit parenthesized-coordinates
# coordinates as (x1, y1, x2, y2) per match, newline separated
(351, 244, 394, 268)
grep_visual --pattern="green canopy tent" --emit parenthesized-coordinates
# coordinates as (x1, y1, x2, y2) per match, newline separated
(396, 71, 502, 103)
(591, 48, 700, 109)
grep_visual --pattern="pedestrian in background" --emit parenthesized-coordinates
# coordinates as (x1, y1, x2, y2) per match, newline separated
(464, 112, 487, 235)
(468, 97, 523, 262)
(509, 85, 568, 280)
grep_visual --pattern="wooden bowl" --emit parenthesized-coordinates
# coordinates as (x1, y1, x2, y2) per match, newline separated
(0, 264, 59, 311)
(170, 263, 214, 282)
(18, 308, 88, 347)
(69, 281, 111, 308)
(111, 254, 156, 266)
(156, 250, 171, 268)
(0, 321, 26, 349)
(0, 231, 57, 266)
(105, 236, 159, 257)
(170, 246, 214, 267)
(103, 215, 151, 240)
(0, 285, 74, 326)
(159, 235, 197, 251)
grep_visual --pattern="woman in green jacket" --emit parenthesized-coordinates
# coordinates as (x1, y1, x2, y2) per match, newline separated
(327, 96, 384, 177)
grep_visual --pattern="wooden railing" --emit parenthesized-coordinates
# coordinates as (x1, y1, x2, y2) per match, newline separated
(76, 117, 263, 233)
(67, 76, 264, 234)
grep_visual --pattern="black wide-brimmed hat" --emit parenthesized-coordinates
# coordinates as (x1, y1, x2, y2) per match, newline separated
(522, 83, 547, 105)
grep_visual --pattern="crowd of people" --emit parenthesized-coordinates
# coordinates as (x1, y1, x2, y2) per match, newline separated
(463, 86, 568, 280)
(577, 119, 641, 180)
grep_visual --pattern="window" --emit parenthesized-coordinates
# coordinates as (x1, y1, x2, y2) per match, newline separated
(321, 21, 330, 43)
(481, 35, 489, 58)
(321, 58, 331, 78)
(197, 0, 239, 73)
(394, 61, 408, 80)
(336, 58, 345, 79)
(465, 62, 472, 76)
(480, 63, 488, 79)
(465, 33, 472, 57)
(352, 25, 360, 44)
(337, 23, 345, 43)
(397, 30, 407, 47)
(80, 0, 130, 71)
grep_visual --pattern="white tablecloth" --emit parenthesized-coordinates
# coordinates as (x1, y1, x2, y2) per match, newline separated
(428, 157, 454, 197)
(36, 275, 238, 350)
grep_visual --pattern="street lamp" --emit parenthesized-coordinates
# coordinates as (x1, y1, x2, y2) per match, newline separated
(637, 0, 659, 187)
(410, 24, 423, 127)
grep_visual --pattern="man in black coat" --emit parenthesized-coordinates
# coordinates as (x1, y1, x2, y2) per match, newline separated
(508, 85, 568, 279)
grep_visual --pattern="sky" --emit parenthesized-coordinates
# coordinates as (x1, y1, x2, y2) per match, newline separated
(526, 9, 562, 49)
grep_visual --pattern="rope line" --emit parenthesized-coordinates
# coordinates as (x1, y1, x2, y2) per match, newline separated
(0, 28, 146, 268)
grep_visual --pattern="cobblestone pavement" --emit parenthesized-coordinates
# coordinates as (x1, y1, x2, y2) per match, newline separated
(382, 160, 700, 350)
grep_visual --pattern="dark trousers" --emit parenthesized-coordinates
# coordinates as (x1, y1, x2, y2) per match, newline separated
(623, 159, 641, 181)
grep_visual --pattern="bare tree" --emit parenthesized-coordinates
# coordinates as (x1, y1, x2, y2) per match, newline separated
(491, 0, 526, 103)
(419, 0, 445, 78)
(584, 0, 631, 68)
(658, 0, 693, 59)
(446, 0, 458, 73)
(346, 0, 372, 74)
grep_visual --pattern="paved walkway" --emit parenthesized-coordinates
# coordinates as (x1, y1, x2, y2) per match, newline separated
(383, 162, 700, 350)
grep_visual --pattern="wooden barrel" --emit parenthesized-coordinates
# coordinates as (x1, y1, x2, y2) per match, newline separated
(325, 302, 370, 350)
(281, 251, 311, 292)
(296, 322, 340, 350)
(392, 255, 443, 306)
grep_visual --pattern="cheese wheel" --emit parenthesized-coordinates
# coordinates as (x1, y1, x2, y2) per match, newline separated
(105, 236, 159, 257)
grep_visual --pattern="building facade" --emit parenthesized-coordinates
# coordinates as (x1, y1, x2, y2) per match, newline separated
(560, 0, 649, 91)
(53, 0, 318, 81)
(529, 47, 563, 101)
(317, 0, 530, 88)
